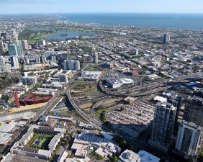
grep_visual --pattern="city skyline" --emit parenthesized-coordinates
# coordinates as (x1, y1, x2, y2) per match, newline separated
(0, 0, 203, 14)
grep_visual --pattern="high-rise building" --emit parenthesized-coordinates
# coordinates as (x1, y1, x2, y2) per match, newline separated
(174, 121, 203, 158)
(21, 40, 28, 50)
(131, 48, 139, 55)
(10, 56, 19, 68)
(93, 52, 98, 64)
(163, 33, 170, 43)
(63, 60, 80, 70)
(0, 40, 5, 52)
(184, 96, 203, 127)
(0, 56, 5, 66)
(8, 40, 23, 57)
(39, 39, 46, 46)
(149, 102, 177, 152)
(59, 74, 68, 83)
(40, 55, 46, 63)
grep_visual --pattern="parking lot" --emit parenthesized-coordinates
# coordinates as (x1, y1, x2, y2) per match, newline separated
(107, 101, 155, 138)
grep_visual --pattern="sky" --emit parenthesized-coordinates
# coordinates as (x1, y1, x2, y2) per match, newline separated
(0, 0, 203, 14)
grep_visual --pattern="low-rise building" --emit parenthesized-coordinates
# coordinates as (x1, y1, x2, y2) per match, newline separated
(11, 125, 66, 160)
(78, 71, 102, 82)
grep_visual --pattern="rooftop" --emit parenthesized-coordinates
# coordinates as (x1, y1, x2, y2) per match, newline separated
(0, 112, 36, 122)
(138, 150, 160, 162)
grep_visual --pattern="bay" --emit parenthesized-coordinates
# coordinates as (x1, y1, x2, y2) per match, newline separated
(60, 13, 203, 30)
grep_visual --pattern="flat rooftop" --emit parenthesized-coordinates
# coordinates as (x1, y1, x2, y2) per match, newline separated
(0, 112, 36, 122)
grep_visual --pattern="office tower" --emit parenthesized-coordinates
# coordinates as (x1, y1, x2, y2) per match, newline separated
(163, 33, 170, 43)
(8, 43, 17, 56)
(39, 39, 46, 46)
(63, 60, 80, 70)
(93, 52, 98, 64)
(40, 55, 46, 63)
(149, 102, 177, 152)
(0, 56, 5, 66)
(174, 121, 203, 158)
(167, 96, 182, 133)
(11, 29, 18, 41)
(0, 40, 5, 52)
(59, 74, 68, 83)
(131, 48, 139, 55)
(10, 56, 19, 68)
(8, 41, 23, 57)
(51, 55, 56, 61)
(16, 41, 23, 57)
(184, 96, 203, 127)
(21, 40, 28, 50)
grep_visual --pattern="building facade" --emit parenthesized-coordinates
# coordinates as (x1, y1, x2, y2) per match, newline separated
(39, 39, 46, 46)
(21, 40, 28, 50)
(10, 56, 19, 68)
(22, 76, 38, 85)
(184, 96, 203, 127)
(163, 33, 170, 43)
(174, 121, 203, 158)
(8, 40, 23, 57)
(93, 52, 98, 64)
(63, 60, 80, 70)
(149, 102, 177, 152)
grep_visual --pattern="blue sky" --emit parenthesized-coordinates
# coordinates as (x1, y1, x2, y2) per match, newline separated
(0, 0, 203, 14)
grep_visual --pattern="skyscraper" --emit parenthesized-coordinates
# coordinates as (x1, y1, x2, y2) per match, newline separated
(184, 96, 203, 127)
(21, 40, 28, 50)
(10, 56, 19, 68)
(39, 39, 46, 46)
(174, 121, 203, 159)
(149, 102, 177, 152)
(63, 60, 80, 70)
(93, 52, 98, 64)
(163, 33, 170, 43)
(0, 40, 5, 52)
(8, 40, 23, 57)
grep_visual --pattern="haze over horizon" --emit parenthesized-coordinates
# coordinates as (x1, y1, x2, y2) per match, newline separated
(0, 0, 203, 15)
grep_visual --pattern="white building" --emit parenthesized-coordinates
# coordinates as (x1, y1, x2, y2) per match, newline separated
(119, 149, 140, 162)
(21, 40, 28, 50)
(79, 71, 102, 81)
(57, 151, 68, 162)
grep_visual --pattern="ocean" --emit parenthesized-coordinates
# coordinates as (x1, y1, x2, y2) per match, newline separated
(60, 13, 203, 30)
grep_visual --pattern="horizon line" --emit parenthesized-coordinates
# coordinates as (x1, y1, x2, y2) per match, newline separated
(1, 12, 203, 16)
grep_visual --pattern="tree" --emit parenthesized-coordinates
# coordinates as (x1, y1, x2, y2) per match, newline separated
(120, 106, 124, 111)
(113, 156, 118, 162)
(199, 151, 203, 158)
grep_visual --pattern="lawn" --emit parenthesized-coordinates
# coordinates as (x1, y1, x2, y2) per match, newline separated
(87, 66, 101, 71)
(71, 82, 96, 96)
(26, 133, 54, 150)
